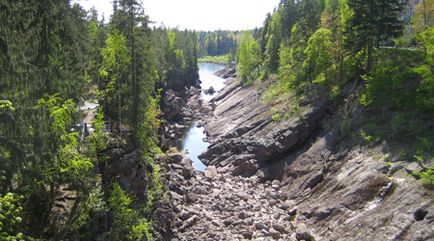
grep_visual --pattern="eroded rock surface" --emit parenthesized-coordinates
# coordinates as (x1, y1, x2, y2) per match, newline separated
(159, 69, 434, 240)
(200, 77, 328, 180)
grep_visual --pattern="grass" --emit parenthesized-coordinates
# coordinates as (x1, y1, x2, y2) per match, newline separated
(198, 55, 230, 64)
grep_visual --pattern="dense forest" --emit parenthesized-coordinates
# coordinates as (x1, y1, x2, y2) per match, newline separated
(196, 31, 239, 64)
(0, 0, 197, 240)
(197, 31, 238, 57)
(0, 0, 433, 240)
(237, 0, 433, 164)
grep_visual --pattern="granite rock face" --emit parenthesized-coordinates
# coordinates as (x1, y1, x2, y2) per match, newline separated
(200, 77, 328, 180)
(158, 69, 434, 240)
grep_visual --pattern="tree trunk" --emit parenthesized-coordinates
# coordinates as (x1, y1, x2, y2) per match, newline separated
(366, 44, 374, 74)
(118, 80, 122, 138)
(130, 1, 138, 130)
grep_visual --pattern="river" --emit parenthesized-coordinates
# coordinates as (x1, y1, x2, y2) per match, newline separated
(181, 63, 226, 171)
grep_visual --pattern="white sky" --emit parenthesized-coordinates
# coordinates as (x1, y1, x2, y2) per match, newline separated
(73, 0, 280, 31)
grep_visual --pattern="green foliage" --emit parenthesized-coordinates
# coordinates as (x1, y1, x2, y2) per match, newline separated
(359, 130, 380, 144)
(419, 26, 434, 65)
(107, 183, 134, 240)
(73, 185, 106, 234)
(279, 23, 311, 91)
(138, 95, 161, 157)
(263, 10, 283, 74)
(339, 0, 351, 30)
(272, 113, 282, 122)
(58, 132, 93, 188)
(100, 33, 131, 79)
(144, 162, 164, 214)
(361, 49, 432, 112)
(197, 30, 238, 57)
(87, 109, 108, 160)
(237, 31, 262, 83)
(0, 100, 15, 112)
(418, 165, 434, 188)
(303, 28, 334, 86)
(155, 28, 199, 91)
(107, 183, 154, 241)
(198, 55, 231, 64)
(262, 82, 290, 103)
(0, 0, 179, 239)
(345, 0, 405, 72)
(37, 95, 76, 136)
(129, 219, 154, 241)
(359, 48, 433, 157)
(412, 0, 434, 35)
(0, 193, 25, 241)
(99, 32, 131, 128)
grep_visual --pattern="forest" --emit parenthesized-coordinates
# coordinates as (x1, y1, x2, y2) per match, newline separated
(0, 0, 197, 240)
(0, 0, 433, 240)
(238, 0, 433, 163)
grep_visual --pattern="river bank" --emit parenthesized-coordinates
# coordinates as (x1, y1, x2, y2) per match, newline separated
(157, 65, 433, 240)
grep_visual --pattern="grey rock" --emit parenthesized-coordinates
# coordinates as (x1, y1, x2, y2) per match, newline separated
(254, 222, 270, 231)
(295, 224, 314, 241)
(241, 231, 253, 239)
(272, 223, 287, 233)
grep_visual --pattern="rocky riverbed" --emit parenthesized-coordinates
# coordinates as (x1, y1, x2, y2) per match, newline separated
(156, 68, 434, 241)
(159, 152, 300, 241)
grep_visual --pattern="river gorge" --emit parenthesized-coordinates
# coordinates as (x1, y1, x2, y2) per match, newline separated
(154, 64, 434, 241)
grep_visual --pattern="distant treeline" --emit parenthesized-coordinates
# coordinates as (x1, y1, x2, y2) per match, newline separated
(197, 30, 240, 57)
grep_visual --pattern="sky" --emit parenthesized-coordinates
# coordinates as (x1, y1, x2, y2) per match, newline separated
(73, 0, 280, 31)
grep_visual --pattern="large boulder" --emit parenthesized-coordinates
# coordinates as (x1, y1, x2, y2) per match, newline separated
(161, 90, 185, 121)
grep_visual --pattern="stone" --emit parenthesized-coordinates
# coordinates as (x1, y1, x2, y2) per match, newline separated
(207, 165, 218, 176)
(237, 191, 249, 201)
(254, 221, 270, 231)
(204, 165, 218, 179)
(272, 180, 281, 189)
(295, 224, 314, 241)
(204, 86, 215, 95)
(179, 215, 200, 232)
(192, 186, 208, 195)
(179, 210, 192, 221)
(241, 231, 253, 239)
(239, 210, 248, 219)
(272, 223, 286, 233)
(182, 167, 193, 179)
(266, 229, 281, 239)
(223, 218, 235, 226)
(185, 193, 198, 203)
(204, 170, 213, 179)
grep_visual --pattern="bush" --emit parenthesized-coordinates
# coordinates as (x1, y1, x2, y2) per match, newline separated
(419, 165, 434, 188)
(0, 193, 25, 241)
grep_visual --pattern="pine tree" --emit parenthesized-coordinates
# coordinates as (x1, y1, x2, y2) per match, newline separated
(345, 0, 405, 72)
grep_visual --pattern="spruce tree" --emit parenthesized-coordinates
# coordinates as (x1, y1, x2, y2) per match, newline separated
(345, 0, 405, 72)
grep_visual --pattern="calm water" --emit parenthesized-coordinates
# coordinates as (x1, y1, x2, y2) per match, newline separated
(181, 122, 209, 171)
(181, 63, 226, 171)
(199, 63, 226, 101)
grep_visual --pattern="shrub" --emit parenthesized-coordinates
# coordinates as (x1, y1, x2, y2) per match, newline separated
(419, 165, 434, 188)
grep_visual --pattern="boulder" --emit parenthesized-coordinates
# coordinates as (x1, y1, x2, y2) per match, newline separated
(204, 86, 215, 95)
(162, 91, 185, 120)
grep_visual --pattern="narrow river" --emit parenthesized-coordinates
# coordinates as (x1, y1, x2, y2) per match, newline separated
(181, 63, 226, 171)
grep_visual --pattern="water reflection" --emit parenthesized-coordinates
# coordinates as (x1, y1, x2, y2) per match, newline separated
(181, 122, 208, 171)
